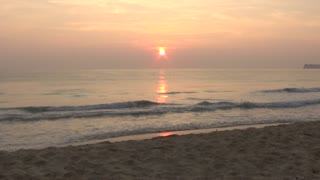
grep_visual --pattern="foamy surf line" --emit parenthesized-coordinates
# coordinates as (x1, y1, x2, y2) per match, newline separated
(68, 123, 287, 147)
(260, 87, 320, 93)
(1, 99, 320, 121)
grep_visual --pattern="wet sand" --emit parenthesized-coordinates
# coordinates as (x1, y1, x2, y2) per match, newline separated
(1, 121, 320, 179)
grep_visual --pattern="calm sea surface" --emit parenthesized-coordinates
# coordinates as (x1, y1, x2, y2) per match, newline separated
(1, 69, 320, 151)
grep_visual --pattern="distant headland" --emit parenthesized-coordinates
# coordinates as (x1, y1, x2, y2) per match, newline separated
(304, 64, 320, 69)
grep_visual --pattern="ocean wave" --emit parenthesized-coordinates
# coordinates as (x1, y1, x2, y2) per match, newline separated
(13, 100, 160, 113)
(186, 97, 228, 101)
(157, 91, 198, 95)
(196, 99, 320, 109)
(1, 99, 320, 122)
(260, 87, 320, 93)
(204, 90, 234, 93)
(0, 108, 169, 121)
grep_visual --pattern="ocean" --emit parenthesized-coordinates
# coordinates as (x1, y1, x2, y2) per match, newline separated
(1, 69, 320, 151)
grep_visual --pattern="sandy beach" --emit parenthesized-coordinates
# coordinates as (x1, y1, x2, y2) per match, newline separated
(1, 121, 320, 179)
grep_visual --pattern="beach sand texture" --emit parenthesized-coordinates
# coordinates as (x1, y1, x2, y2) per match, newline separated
(1, 121, 320, 179)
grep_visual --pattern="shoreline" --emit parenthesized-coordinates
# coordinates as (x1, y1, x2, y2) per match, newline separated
(0, 122, 288, 152)
(72, 123, 286, 147)
(1, 120, 320, 179)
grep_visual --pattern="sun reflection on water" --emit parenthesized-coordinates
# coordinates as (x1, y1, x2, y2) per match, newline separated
(160, 132, 175, 137)
(156, 71, 168, 103)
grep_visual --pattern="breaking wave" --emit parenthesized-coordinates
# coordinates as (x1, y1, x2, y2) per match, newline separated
(1, 99, 320, 122)
(13, 100, 160, 113)
(260, 87, 320, 93)
(196, 99, 320, 109)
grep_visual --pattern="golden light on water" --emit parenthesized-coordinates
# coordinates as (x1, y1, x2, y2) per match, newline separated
(156, 71, 168, 103)
(160, 132, 175, 137)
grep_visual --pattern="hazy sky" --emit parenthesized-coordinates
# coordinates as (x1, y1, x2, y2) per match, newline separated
(1, 0, 320, 70)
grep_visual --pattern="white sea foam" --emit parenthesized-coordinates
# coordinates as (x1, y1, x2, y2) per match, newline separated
(1, 99, 320, 121)
(260, 87, 320, 93)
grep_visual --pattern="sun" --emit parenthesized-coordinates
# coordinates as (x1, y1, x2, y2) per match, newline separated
(158, 47, 166, 56)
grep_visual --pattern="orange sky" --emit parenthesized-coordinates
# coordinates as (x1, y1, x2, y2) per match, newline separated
(1, 0, 320, 70)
